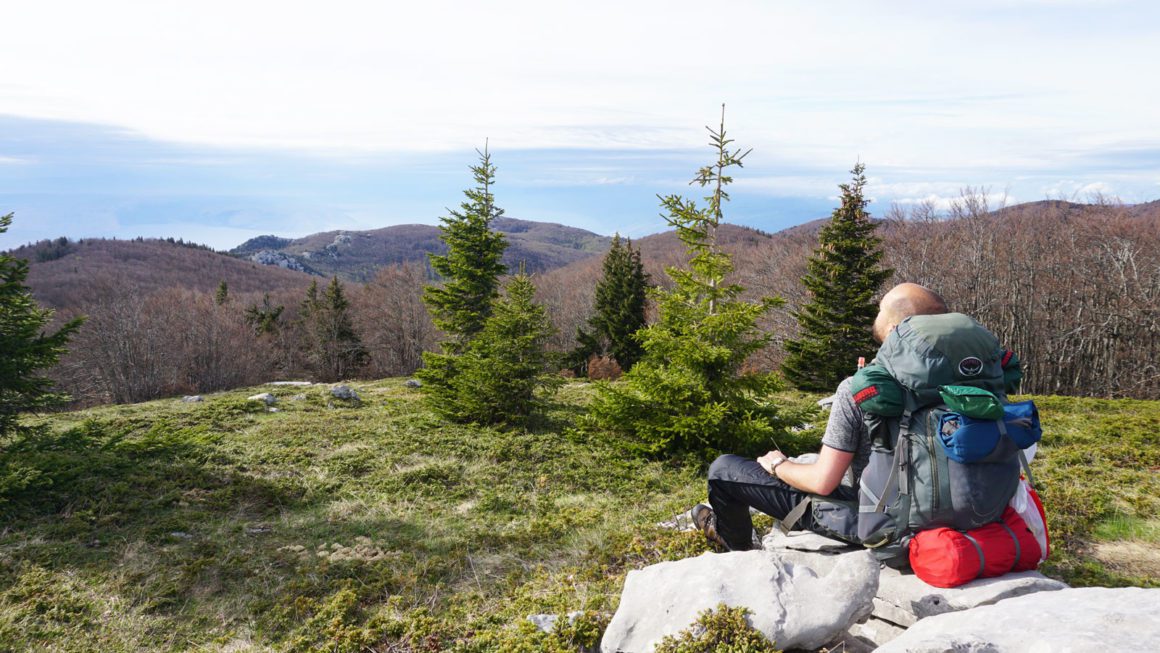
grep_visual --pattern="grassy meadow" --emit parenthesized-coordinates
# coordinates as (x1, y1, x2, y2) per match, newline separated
(1, 381, 1157, 651)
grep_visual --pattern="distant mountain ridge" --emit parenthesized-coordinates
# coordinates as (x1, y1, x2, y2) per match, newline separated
(19, 237, 315, 310)
(230, 217, 613, 282)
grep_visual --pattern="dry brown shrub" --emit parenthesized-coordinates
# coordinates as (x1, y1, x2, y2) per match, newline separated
(587, 355, 622, 381)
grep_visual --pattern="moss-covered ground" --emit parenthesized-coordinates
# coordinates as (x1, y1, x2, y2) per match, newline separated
(0, 382, 1156, 651)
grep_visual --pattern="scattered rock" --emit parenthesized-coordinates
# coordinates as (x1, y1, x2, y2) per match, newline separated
(527, 613, 560, 633)
(245, 525, 272, 535)
(268, 381, 313, 386)
(873, 566, 1068, 627)
(404, 379, 422, 389)
(247, 392, 276, 405)
(600, 549, 879, 653)
(876, 587, 1160, 652)
(182, 395, 203, 403)
(841, 615, 907, 651)
(169, 531, 193, 540)
(330, 385, 360, 401)
(290, 394, 307, 401)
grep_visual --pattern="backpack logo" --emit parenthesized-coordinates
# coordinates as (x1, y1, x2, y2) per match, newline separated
(958, 356, 984, 376)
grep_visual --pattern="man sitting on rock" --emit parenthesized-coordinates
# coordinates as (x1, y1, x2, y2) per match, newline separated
(693, 283, 949, 551)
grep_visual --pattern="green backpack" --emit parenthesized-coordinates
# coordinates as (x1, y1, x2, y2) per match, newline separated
(785, 313, 1031, 567)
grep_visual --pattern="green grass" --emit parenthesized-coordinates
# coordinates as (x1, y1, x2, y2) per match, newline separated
(1027, 394, 1160, 588)
(1, 383, 1156, 651)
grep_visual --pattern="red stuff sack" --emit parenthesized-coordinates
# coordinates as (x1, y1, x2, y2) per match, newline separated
(909, 507, 1042, 588)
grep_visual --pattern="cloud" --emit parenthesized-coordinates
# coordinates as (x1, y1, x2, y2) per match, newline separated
(885, 192, 1016, 214)
(1040, 179, 1119, 200)
(1, 0, 1158, 166)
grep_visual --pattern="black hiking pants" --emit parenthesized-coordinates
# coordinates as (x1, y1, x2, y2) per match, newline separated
(707, 454, 856, 551)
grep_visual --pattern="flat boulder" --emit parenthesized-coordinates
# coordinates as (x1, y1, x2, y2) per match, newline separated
(600, 549, 879, 653)
(873, 566, 1068, 627)
(876, 586, 1160, 652)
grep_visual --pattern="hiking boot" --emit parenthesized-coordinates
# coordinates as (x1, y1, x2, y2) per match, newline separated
(691, 503, 729, 551)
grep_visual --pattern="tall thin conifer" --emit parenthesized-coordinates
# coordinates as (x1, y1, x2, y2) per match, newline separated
(422, 145, 508, 353)
(782, 163, 893, 391)
(570, 235, 650, 373)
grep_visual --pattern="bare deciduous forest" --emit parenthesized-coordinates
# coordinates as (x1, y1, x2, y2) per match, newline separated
(22, 197, 1160, 405)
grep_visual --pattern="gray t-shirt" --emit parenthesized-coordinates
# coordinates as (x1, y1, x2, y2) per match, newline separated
(821, 377, 871, 490)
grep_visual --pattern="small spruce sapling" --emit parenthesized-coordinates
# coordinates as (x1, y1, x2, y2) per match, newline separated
(588, 109, 796, 458)
(423, 271, 559, 425)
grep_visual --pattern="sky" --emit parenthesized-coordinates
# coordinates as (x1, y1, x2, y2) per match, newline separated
(2, 0, 1159, 250)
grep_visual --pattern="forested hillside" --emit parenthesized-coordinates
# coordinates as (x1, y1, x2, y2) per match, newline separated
(230, 217, 612, 281)
(539, 196, 1160, 399)
(18, 237, 314, 311)
(16, 197, 1160, 406)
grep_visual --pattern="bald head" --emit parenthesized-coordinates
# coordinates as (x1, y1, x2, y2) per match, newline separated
(872, 283, 949, 343)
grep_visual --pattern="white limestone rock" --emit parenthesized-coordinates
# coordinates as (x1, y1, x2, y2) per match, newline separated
(600, 549, 879, 653)
(247, 392, 276, 405)
(527, 611, 585, 634)
(876, 587, 1160, 652)
(873, 566, 1068, 626)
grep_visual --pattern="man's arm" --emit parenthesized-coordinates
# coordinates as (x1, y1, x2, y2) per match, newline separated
(758, 445, 854, 496)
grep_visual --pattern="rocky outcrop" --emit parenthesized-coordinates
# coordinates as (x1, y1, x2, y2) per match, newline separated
(600, 549, 878, 652)
(247, 249, 314, 274)
(876, 586, 1160, 652)
(760, 528, 1069, 650)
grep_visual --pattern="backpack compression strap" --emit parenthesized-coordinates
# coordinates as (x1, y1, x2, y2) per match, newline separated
(777, 496, 812, 535)
(874, 409, 913, 514)
(1002, 418, 1038, 489)
(784, 409, 917, 537)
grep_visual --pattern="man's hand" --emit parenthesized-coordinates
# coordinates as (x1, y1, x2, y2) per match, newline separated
(757, 450, 788, 475)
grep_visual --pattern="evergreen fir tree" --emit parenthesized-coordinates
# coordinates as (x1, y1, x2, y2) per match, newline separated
(422, 272, 559, 425)
(0, 213, 83, 435)
(781, 163, 893, 391)
(569, 235, 650, 374)
(589, 110, 794, 458)
(299, 277, 368, 382)
(244, 293, 284, 336)
(214, 280, 229, 306)
(422, 145, 508, 353)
